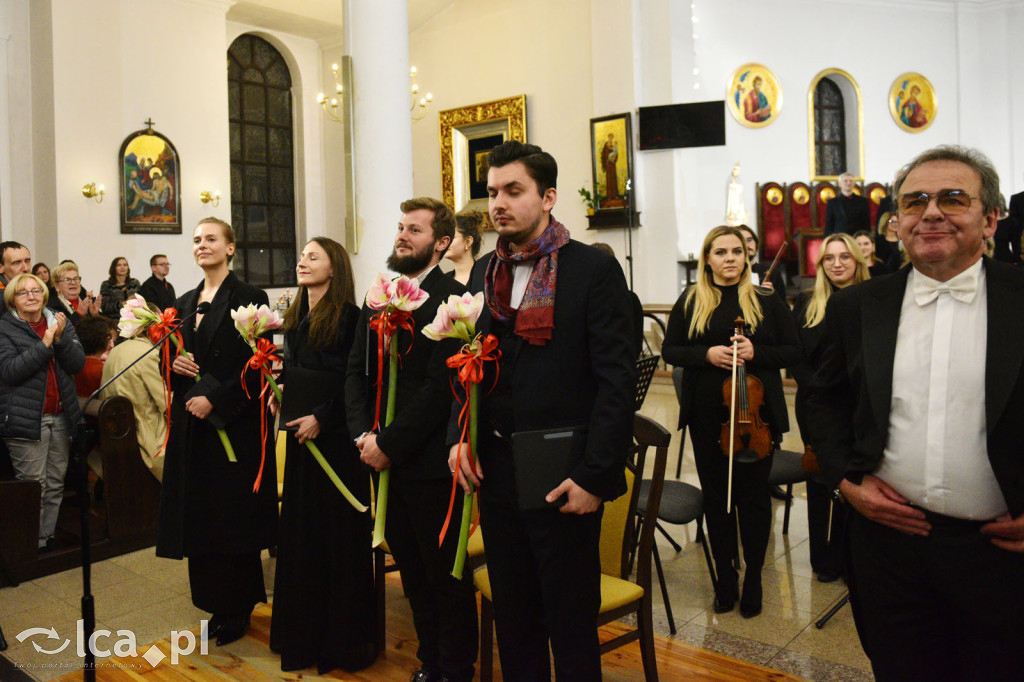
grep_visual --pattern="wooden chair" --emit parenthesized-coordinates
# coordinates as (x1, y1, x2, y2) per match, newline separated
(474, 413, 670, 682)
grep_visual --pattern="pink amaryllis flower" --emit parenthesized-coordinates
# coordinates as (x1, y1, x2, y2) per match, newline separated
(118, 294, 160, 339)
(423, 291, 499, 579)
(231, 304, 284, 348)
(364, 273, 429, 547)
(422, 292, 484, 343)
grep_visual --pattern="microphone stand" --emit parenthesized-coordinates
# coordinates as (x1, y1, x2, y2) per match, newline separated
(76, 303, 207, 680)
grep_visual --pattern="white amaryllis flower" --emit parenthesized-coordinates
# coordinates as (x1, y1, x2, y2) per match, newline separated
(117, 294, 159, 338)
(422, 292, 484, 343)
(231, 303, 284, 346)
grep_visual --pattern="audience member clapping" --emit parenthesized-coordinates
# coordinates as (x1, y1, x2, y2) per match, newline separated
(50, 261, 102, 322)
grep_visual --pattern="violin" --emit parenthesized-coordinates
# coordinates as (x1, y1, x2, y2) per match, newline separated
(720, 316, 772, 464)
(720, 317, 772, 512)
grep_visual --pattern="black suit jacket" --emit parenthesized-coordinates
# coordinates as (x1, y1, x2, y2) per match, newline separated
(139, 275, 177, 311)
(993, 191, 1023, 263)
(344, 266, 466, 481)
(456, 241, 638, 501)
(808, 258, 1024, 517)
(824, 194, 871, 236)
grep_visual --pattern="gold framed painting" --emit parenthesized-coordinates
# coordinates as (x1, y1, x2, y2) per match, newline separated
(726, 63, 782, 129)
(889, 73, 936, 133)
(439, 95, 527, 213)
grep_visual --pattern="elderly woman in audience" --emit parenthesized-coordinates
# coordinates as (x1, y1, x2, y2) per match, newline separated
(445, 209, 484, 285)
(49, 261, 102, 322)
(790, 233, 870, 583)
(99, 256, 141, 320)
(0, 273, 85, 552)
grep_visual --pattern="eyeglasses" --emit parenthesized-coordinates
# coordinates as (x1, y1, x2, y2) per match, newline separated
(58, 276, 82, 284)
(14, 289, 45, 298)
(897, 189, 977, 215)
(155, 262, 170, 267)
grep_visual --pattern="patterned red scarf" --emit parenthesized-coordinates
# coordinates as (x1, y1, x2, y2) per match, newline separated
(484, 217, 569, 345)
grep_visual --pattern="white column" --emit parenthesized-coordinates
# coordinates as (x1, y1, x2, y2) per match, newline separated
(344, 0, 414, 293)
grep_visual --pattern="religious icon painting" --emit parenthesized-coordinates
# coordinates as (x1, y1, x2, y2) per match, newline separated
(119, 121, 181, 234)
(889, 73, 936, 133)
(727, 63, 782, 129)
(589, 113, 634, 211)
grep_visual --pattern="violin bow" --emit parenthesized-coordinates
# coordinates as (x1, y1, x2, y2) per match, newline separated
(726, 327, 740, 514)
(759, 241, 788, 288)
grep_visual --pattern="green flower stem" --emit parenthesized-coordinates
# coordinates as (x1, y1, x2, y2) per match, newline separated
(371, 337, 399, 548)
(451, 382, 478, 580)
(268, 375, 367, 513)
(174, 337, 237, 464)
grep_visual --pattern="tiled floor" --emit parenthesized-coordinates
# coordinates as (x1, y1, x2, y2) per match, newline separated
(0, 377, 874, 681)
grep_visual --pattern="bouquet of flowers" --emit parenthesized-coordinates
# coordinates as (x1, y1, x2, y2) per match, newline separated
(232, 304, 366, 511)
(366, 273, 429, 547)
(118, 295, 236, 462)
(423, 292, 500, 579)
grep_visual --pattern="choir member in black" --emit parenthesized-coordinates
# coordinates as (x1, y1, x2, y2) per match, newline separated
(875, 213, 904, 273)
(790, 234, 870, 582)
(269, 237, 375, 673)
(158, 217, 277, 646)
(663, 225, 800, 617)
(853, 230, 890, 277)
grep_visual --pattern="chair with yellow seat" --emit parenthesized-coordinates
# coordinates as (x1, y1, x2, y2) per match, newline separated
(474, 413, 670, 682)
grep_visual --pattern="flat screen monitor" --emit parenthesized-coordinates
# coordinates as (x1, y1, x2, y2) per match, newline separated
(638, 101, 726, 150)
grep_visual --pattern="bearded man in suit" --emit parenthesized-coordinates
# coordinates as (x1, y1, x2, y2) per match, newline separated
(810, 145, 1024, 681)
(345, 197, 475, 682)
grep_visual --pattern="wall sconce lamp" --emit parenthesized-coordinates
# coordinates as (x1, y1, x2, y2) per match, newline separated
(200, 190, 221, 207)
(317, 62, 344, 124)
(82, 183, 105, 203)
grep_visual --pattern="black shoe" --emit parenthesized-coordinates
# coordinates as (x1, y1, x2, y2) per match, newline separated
(39, 537, 60, 554)
(740, 579, 762, 619)
(207, 614, 225, 639)
(410, 671, 435, 682)
(816, 571, 841, 583)
(713, 594, 736, 614)
(769, 485, 791, 501)
(215, 614, 250, 646)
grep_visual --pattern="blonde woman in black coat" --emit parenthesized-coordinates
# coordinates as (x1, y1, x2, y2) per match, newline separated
(157, 218, 277, 646)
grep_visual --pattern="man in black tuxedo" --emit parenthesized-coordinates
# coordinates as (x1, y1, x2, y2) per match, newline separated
(450, 141, 637, 679)
(810, 146, 1024, 681)
(344, 197, 475, 682)
(824, 172, 871, 236)
(993, 189, 1023, 263)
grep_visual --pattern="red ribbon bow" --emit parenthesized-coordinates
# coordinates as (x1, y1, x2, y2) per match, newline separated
(147, 308, 182, 459)
(438, 333, 501, 547)
(240, 338, 282, 493)
(368, 309, 416, 431)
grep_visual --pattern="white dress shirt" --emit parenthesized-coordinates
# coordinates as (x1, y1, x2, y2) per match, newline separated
(509, 262, 534, 309)
(876, 259, 1007, 520)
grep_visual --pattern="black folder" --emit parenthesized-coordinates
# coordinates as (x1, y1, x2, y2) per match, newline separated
(278, 367, 341, 431)
(511, 426, 588, 511)
(183, 374, 227, 430)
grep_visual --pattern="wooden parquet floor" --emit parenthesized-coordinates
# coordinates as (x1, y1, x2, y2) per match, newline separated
(57, 575, 802, 681)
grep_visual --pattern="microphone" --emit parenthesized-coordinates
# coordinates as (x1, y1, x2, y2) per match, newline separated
(76, 298, 211, 681)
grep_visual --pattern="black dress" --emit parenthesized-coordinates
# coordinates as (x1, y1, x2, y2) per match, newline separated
(270, 300, 376, 673)
(663, 283, 800, 601)
(790, 291, 847, 579)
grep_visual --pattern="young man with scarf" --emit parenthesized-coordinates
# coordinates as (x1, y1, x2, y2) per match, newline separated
(450, 141, 637, 679)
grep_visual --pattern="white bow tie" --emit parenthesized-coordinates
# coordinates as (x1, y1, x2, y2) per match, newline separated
(914, 270, 979, 306)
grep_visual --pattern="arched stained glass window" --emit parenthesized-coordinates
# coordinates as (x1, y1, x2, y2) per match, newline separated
(814, 78, 846, 178)
(227, 34, 296, 287)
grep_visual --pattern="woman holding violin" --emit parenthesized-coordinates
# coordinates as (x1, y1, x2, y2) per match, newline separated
(663, 225, 800, 617)
(790, 234, 870, 583)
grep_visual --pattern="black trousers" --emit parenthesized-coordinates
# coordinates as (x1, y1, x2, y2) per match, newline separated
(479, 438, 603, 682)
(848, 510, 1024, 682)
(386, 475, 478, 681)
(690, 416, 772, 593)
(806, 478, 847, 576)
(187, 551, 266, 615)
